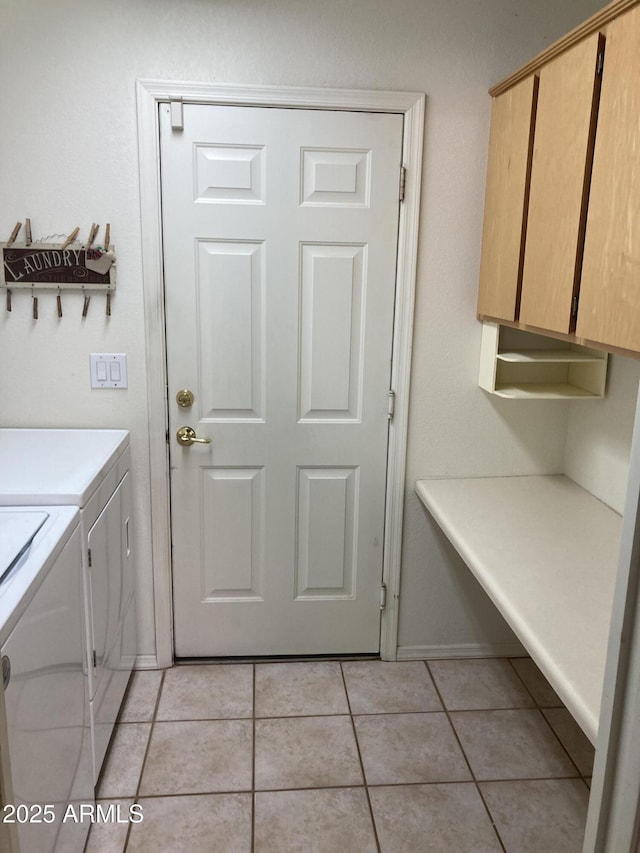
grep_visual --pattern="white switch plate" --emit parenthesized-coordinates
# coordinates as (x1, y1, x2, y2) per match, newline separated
(90, 353, 128, 389)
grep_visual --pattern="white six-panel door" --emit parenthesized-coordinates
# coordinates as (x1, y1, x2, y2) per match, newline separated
(160, 103, 403, 656)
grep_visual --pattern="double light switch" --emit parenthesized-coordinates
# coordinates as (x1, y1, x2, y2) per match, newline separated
(90, 353, 128, 389)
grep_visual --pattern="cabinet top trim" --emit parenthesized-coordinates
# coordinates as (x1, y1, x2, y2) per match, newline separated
(489, 0, 639, 96)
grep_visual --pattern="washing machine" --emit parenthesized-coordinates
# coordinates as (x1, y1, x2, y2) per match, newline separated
(0, 429, 136, 785)
(0, 505, 94, 853)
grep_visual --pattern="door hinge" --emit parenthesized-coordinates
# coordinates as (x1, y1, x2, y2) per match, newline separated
(92, 650, 97, 669)
(379, 583, 387, 610)
(596, 50, 604, 76)
(399, 166, 407, 202)
(571, 295, 579, 317)
(388, 390, 396, 421)
(169, 98, 184, 131)
(87, 548, 92, 568)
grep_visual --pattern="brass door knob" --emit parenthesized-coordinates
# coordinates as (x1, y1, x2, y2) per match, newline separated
(176, 426, 211, 447)
(176, 389, 195, 408)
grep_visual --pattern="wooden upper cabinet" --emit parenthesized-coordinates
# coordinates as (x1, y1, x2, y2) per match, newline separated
(518, 33, 604, 334)
(577, 4, 640, 352)
(477, 76, 538, 322)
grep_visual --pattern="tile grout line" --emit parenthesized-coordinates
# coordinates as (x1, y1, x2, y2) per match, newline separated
(507, 658, 589, 781)
(536, 708, 586, 780)
(340, 661, 382, 853)
(422, 660, 508, 853)
(126, 706, 535, 723)
(122, 669, 166, 853)
(144, 709, 453, 722)
(507, 657, 548, 702)
(115, 772, 591, 800)
(506, 657, 565, 713)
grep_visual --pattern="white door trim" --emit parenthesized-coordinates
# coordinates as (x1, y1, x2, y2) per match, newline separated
(136, 79, 425, 668)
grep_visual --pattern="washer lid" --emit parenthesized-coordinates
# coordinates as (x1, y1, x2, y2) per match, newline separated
(0, 511, 49, 578)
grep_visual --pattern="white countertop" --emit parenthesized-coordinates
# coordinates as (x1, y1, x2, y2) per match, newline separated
(0, 429, 129, 506)
(415, 474, 623, 744)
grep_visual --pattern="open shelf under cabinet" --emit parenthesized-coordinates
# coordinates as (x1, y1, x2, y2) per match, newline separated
(479, 321, 608, 399)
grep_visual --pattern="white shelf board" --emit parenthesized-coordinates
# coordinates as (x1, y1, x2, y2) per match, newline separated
(415, 474, 622, 744)
(479, 321, 608, 399)
(497, 349, 605, 363)
(494, 382, 601, 399)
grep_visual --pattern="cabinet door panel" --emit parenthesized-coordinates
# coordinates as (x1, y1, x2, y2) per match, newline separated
(519, 33, 602, 334)
(577, 5, 640, 352)
(477, 76, 537, 321)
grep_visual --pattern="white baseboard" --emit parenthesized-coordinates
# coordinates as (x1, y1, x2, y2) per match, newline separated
(396, 642, 526, 661)
(134, 653, 164, 670)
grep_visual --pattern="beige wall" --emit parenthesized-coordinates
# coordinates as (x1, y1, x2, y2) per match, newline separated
(0, 0, 614, 660)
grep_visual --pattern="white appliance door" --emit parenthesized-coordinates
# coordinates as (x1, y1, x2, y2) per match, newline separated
(161, 103, 403, 656)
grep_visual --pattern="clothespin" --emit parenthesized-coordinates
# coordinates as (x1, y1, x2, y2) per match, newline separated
(86, 223, 99, 248)
(104, 223, 111, 252)
(32, 286, 38, 320)
(7, 222, 21, 246)
(25, 218, 32, 246)
(57, 288, 63, 319)
(61, 227, 79, 250)
(105, 288, 111, 317)
(82, 289, 90, 318)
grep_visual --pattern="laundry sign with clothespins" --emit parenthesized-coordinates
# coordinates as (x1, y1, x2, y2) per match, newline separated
(1, 221, 116, 317)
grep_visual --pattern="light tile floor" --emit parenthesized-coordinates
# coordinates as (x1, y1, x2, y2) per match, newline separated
(87, 657, 593, 853)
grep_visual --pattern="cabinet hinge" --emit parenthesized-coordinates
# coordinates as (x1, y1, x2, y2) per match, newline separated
(596, 50, 604, 76)
(399, 166, 407, 202)
(571, 295, 579, 317)
(169, 98, 184, 131)
(388, 389, 396, 420)
(379, 583, 387, 610)
(87, 548, 92, 568)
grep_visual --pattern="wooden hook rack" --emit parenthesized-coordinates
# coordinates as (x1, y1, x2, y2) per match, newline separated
(1, 222, 116, 316)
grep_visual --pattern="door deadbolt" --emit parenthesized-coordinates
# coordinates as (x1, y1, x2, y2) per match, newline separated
(176, 426, 212, 447)
(176, 389, 195, 408)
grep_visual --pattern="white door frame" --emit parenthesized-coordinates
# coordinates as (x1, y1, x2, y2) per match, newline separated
(136, 79, 425, 668)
